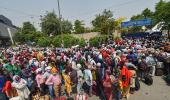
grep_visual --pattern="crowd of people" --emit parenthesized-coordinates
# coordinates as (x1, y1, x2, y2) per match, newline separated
(0, 38, 170, 100)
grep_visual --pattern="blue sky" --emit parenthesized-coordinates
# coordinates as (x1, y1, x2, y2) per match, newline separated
(0, 0, 169, 30)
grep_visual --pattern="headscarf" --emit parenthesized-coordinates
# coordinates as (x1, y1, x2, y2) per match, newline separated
(45, 66, 52, 72)
(36, 68, 42, 74)
(13, 75, 21, 83)
(76, 64, 82, 70)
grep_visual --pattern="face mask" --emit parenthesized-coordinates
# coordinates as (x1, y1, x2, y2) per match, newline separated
(15, 77, 20, 82)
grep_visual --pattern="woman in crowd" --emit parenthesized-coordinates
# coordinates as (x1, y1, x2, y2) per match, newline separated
(35, 68, 46, 96)
(46, 67, 61, 99)
(102, 69, 112, 100)
(120, 62, 132, 99)
(62, 70, 72, 97)
(12, 75, 30, 100)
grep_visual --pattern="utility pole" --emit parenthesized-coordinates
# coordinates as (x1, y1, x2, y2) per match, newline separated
(7, 28, 14, 45)
(57, 0, 64, 47)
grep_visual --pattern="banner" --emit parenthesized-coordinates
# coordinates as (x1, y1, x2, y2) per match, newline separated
(121, 19, 152, 28)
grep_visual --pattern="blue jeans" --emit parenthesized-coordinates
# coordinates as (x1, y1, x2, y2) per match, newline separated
(48, 85, 55, 98)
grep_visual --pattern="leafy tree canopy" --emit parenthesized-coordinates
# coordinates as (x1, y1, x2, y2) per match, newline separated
(92, 9, 115, 34)
(74, 20, 85, 34)
(41, 11, 72, 35)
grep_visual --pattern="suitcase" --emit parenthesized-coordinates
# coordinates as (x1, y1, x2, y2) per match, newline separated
(155, 68, 164, 76)
(144, 75, 153, 85)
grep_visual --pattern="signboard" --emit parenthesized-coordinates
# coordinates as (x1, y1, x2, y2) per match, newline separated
(121, 19, 152, 28)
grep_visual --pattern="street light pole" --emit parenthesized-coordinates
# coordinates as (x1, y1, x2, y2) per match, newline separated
(57, 0, 64, 47)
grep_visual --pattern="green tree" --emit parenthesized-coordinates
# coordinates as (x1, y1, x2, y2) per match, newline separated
(41, 12, 73, 35)
(142, 8, 154, 29)
(89, 35, 108, 47)
(84, 27, 92, 33)
(154, 0, 166, 22)
(142, 8, 154, 18)
(22, 22, 36, 34)
(92, 9, 115, 34)
(37, 37, 51, 47)
(89, 37, 100, 47)
(53, 34, 80, 48)
(52, 35, 62, 47)
(131, 14, 144, 20)
(14, 28, 25, 42)
(41, 11, 60, 36)
(74, 20, 85, 34)
(62, 20, 73, 34)
(14, 22, 37, 43)
(79, 38, 86, 47)
(154, 0, 170, 25)
(154, 0, 170, 40)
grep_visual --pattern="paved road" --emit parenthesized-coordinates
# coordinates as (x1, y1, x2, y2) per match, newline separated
(89, 76, 170, 100)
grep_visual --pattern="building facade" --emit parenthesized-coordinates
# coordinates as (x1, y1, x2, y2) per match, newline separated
(0, 15, 17, 46)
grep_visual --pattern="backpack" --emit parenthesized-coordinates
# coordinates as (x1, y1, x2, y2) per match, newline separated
(144, 75, 153, 85)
